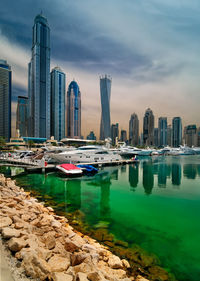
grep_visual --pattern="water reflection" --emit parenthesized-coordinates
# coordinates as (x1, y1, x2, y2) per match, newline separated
(172, 164, 182, 186)
(129, 165, 139, 191)
(66, 180, 81, 212)
(158, 163, 167, 188)
(142, 161, 154, 195)
(183, 164, 197, 179)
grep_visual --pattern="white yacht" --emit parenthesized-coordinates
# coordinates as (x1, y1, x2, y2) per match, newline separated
(118, 146, 153, 157)
(49, 145, 122, 164)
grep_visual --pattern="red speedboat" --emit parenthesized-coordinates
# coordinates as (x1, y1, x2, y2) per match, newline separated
(56, 164, 83, 176)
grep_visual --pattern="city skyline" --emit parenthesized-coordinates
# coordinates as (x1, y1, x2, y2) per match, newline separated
(0, 1, 200, 138)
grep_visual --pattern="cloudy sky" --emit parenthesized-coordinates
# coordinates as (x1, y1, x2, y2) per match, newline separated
(0, 0, 200, 138)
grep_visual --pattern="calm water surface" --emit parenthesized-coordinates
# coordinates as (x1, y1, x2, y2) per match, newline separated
(1, 156, 200, 281)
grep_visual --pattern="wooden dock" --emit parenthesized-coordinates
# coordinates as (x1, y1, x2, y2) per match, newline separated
(0, 157, 138, 174)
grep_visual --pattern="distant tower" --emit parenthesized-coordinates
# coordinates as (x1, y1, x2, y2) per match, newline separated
(172, 117, 182, 147)
(0, 60, 11, 141)
(51, 67, 66, 141)
(167, 125, 172, 146)
(111, 123, 119, 146)
(158, 117, 167, 147)
(67, 81, 81, 138)
(143, 108, 154, 146)
(16, 96, 28, 137)
(129, 113, 139, 146)
(100, 75, 111, 140)
(154, 128, 158, 147)
(120, 130, 127, 142)
(28, 13, 50, 138)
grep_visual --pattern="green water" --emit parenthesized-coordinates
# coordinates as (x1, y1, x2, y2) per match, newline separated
(1, 156, 200, 281)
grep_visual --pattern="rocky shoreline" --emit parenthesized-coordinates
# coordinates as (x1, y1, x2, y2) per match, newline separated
(0, 174, 174, 281)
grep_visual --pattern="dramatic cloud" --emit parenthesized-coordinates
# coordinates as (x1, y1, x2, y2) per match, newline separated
(0, 0, 200, 138)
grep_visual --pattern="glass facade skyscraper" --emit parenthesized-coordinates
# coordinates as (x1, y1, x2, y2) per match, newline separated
(100, 75, 111, 140)
(51, 67, 66, 141)
(172, 117, 182, 147)
(67, 81, 81, 138)
(16, 96, 28, 137)
(0, 60, 11, 141)
(158, 117, 167, 147)
(143, 108, 154, 146)
(129, 113, 139, 146)
(28, 13, 50, 138)
(111, 123, 119, 146)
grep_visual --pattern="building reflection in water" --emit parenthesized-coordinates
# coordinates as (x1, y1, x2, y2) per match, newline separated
(129, 164, 139, 191)
(158, 163, 167, 188)
(183, 164, 197, 179)
(143, 161, 154, 195)
(66, 180, 81, 212)
(121, 165, 127, 174)
(172, 163, 182, 186)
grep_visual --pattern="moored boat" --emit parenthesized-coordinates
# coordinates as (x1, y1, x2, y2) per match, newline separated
(56, 164, 83, 176)
(77, 164, 98, 175)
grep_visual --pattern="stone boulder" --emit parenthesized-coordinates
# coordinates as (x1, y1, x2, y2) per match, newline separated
(51, 272, 73, 281)
(64, 238, 80, 252)
(76, 272, 89, 281)
(22, 252, 51, 280)
(1, 227, 21, 239)
(0, 216, 12, 228)
(108, 255, 123, 269)
(8, 237, 28, 252)
(71, 252, 89, 266)
(48, 255, 70, 272)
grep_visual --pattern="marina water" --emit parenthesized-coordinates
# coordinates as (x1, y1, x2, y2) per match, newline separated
(1, 155, 200, 281)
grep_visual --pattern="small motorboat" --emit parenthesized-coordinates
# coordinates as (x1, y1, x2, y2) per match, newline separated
(56, 164, 83, 177)
(77, 164, 98, 175)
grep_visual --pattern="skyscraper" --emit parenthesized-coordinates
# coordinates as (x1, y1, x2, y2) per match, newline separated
(184, 125, 197, 147)
(50, 67, 66, 141)
(16, 96, 28, 137)
(158, 117, 167, 147)
(67, 81, 81, 138)
(172, 117, 182, 147)
(154, 128, 158, 147)
(28, 13, 50, 138)
(111, 123, 119, 146)
(0, 60, 11, 141)
(167, 125, 172, 146)
(129, 113, 139, 146)
(87, 131, 96, 141)
(100, 75, 111, 140)
(120, 129, 127, 142)
(143, 108, 154, 146)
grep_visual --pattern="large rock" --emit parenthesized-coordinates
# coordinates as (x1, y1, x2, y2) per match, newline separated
(122, 259, 130, 269)
(87, 271, 105, 281)
(108, 255, 123, 269)
(64, 238, 80, 252)
(48, 255, 70, 272)
(51, 272, 73, 281)
(8, 237, 28, 252)
(44, 232, 56, 250)
(22, 252, 51, 280)
(1, 227, 21, 239)
(76, 272, 89, 281)
(71, 252, 89, 266)
(0, 216, 12, 228)
(135, 276, 149, 281)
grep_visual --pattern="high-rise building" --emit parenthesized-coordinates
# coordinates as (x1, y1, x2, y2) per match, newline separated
(0, 60, 11, 141)
(143, 108, 154, 146)
(120, 129, 127, 142)
(100, 75, 111, 140)
(28, 13, 50, 138)
(184, 125, 197, 147)
(172, 117, 182, 147)
(197, 127, 200, 147)
(87, 131, 96, 141)
(158, 117, 167, 147)
(67, 81, 81, 138)
(111, 123, 119, 146)
(167, 125, 172, 146)
(154, 128, 158, 147)
(50, 67, 66, 141)
(129, 113, 139, 146)
(16, 96, 28, 137)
